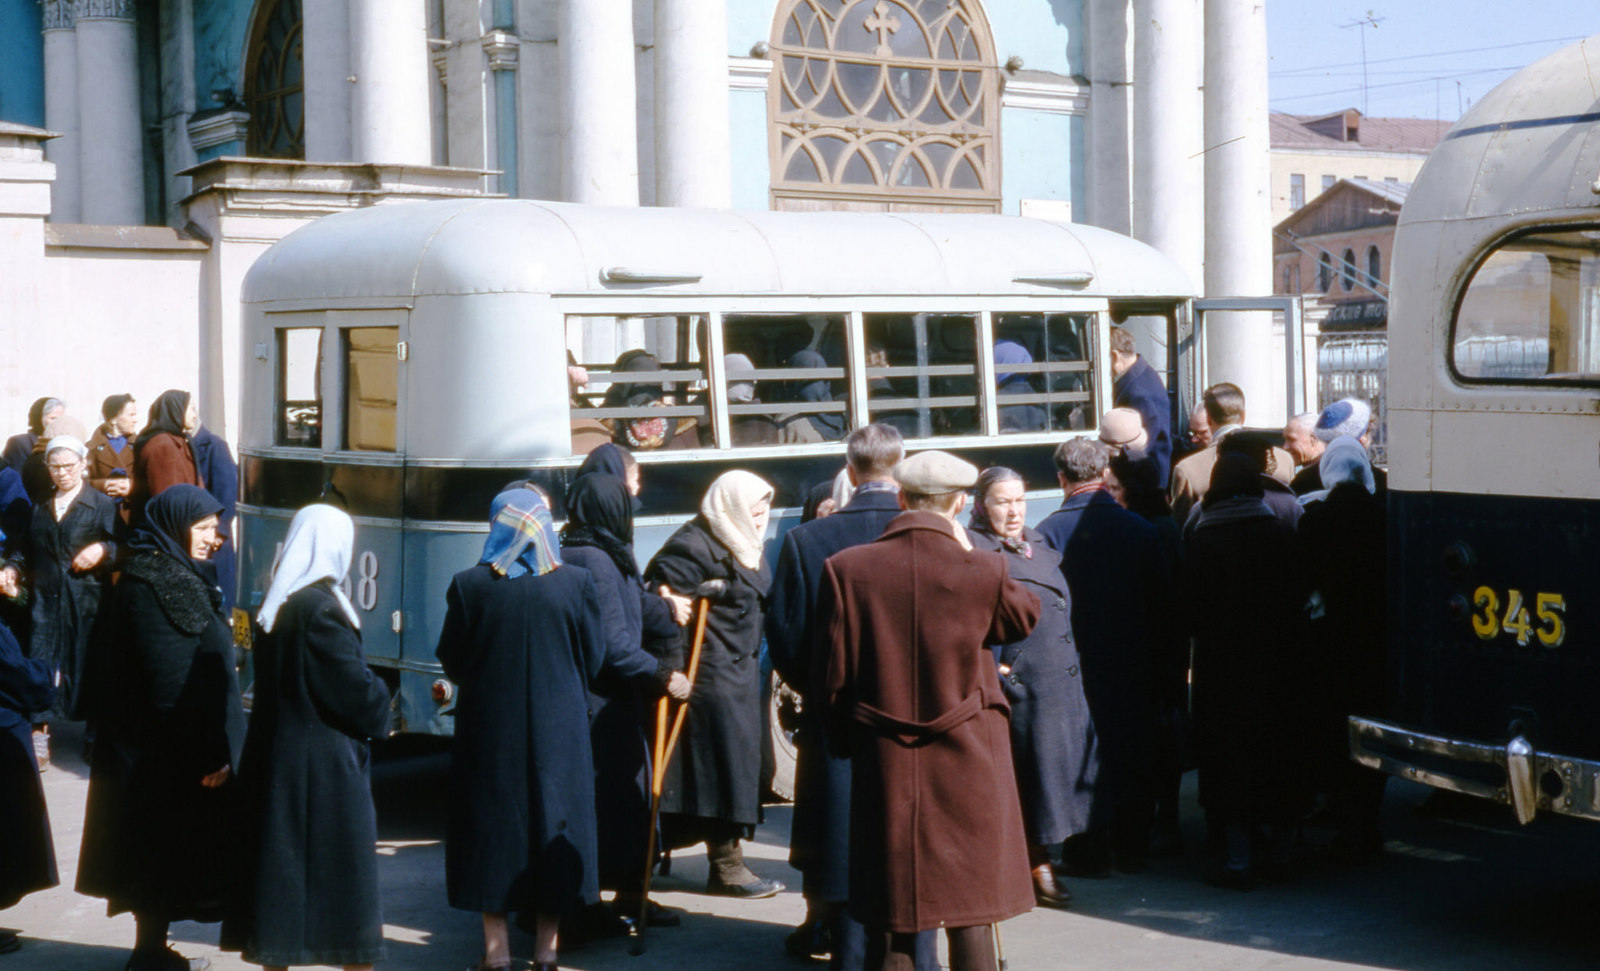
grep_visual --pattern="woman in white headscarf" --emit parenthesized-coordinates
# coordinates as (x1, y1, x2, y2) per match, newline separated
(643, 470, 784, 899)
(224, 503, 391, 971)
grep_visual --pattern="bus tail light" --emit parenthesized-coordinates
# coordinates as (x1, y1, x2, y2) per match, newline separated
(431, 679, 454, 705)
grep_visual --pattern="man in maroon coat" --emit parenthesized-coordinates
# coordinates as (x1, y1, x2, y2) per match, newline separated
(820, 451, 1041, 971)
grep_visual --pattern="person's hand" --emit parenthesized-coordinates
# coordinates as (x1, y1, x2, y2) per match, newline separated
(0, 567, 19, 599)
(103, 478, 130, 498)
(660, 586, 692, 626)
(71, 543, 106, 572)
(199, 765, 231, 788)
(667, 671, 692, 700)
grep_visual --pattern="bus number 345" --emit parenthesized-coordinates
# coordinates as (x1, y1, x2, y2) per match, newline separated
(1470, 587, 1566, 648)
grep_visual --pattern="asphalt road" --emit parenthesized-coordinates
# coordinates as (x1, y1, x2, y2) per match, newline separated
(7, 720, 1599, 970)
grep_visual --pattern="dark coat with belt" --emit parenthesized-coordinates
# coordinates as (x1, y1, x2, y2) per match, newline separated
(436, 563, 604, 915)
(822, 512, 1040, 933)
(226, 582, 392, 966)
(644, 516, 770, 828)
(1036, 487, 1164, 820)
(130, 432, 202, 526)
(969, 527, 1097, 846)
(558, 544, 674, 886)
(190, 427, 239, 611)
(0, 619, 56, 909)
(76, 550, 246, 920)
(1113, 357, 1173, 487)
(24, 486, 120, 720)
(765, 487, 901, 901)
(1185, 498, 1312, 818)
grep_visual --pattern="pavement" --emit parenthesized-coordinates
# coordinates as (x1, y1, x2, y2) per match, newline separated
(7, 720, 1600, 970)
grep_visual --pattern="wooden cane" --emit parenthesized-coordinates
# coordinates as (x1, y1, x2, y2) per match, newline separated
(995, 922, 1008, 971)
(630, 594, 713, 956)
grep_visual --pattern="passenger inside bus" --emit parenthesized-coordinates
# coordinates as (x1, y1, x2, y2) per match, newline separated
(704, 353, 782, 447)
(995, 339, 1047, 433)
(602, 351, 700, 451)
(568, 350, 611, 455)
(775, 350, 846, 444)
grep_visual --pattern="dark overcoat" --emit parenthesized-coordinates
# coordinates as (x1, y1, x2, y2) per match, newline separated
(765, 487, 900, 901)
(1184, 499, 1312, 818)
(969, 527, 1097, 846)
(1113, 356, 1173, 487)
(130, 432, 202, 525)
(76, 550, 246, 920)
(24, 485, 120, 720)
(644, 516, 769, 828)
(436, 563, 604, 915)
(558, 544, 673, 885)
(190, 428, 239, 611)
(227, 582, 392, 966)
(1036, 488, 1164, 820)
(821, 512, 1040, 933)
(0, 619, 56, 909)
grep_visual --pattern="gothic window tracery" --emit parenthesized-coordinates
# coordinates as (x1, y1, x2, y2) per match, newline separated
(769, 0, 1001, 212)
(245, 0, 305, 159)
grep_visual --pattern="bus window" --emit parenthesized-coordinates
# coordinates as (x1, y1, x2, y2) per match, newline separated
(1453, 228, 1600, 383)
(568, 314, 709, 452)
(992, 312, 1095, 432)
(276, 327, 322, 447)
(722, 313, 849, 445)
(344, 326, 399, 451)
(863, 313, 979, 439)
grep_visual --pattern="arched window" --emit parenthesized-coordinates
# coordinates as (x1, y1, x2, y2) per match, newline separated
(1319, 253, 1333, 293)
(769, 0, 1001, 212)
(1367, 244, 1381, 287)
(245, 0, 304, 159)
(1341, 248, 1357, 292)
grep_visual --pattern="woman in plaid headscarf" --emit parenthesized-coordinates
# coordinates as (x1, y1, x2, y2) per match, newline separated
(437, 488, 607, 971)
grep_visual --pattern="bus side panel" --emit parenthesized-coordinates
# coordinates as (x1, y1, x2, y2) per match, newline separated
(1389, 488, 1600, 762)
(400, 528, 487, 736)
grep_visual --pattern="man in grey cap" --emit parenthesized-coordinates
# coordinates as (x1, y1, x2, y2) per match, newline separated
(821, 451, 1040, 971)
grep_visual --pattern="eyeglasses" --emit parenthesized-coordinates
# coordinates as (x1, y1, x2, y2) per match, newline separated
(47, 462, 81, 473)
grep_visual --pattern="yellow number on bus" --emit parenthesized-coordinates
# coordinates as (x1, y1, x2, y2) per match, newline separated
(1536, 592, 1567, 648)
(1471, 586, 1500, 640)
(1502, 589, 1533, 646)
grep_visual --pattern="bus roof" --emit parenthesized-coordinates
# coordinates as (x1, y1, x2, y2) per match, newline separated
(242, 199, 1197, 306)
(1400, 33, 1600, 228)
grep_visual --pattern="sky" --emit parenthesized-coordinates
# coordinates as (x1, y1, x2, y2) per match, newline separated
(1267, 2, 1596, 121)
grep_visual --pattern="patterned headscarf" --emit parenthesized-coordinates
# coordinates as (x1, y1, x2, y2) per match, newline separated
(480, 488, 562, 578)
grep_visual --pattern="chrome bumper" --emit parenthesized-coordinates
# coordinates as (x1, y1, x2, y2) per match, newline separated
(1349, 716, 1600, 825)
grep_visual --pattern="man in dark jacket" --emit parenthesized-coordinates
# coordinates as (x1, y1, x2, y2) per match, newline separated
(1110, 326, 1172, 487)
(768, 424, 937, 970)
(821, 450, 1040, 971)
(1037, 438, 1166, 876)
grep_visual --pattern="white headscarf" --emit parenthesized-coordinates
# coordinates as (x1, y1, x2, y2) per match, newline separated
(257, 503, 361, 634)
(830, 467, 855, 511)
(701, 470, 773, 571)
(44, 434, 87, 459)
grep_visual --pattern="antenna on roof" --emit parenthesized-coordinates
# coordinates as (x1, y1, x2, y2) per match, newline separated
(1339, 11, 1387, 116)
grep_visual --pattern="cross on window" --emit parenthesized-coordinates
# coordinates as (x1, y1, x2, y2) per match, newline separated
(863, 1, 901, 58)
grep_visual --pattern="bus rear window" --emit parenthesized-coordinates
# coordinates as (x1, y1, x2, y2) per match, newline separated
(345, 327, 399, 451)
(993, 312, 1095, 433)
(568, 315, 709, 453)
(276, 327, 322, 447)
(1453, 229, 1600, 383)
(864, 313, 979, 439)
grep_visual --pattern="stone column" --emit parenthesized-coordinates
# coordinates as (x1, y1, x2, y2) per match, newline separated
(653, 0, 731, 208)
(303, 0, 353, 161)
(0, 124, 57, 424)
(559, 0, 640, 206)
(40, 0, 80, 223)
(1084, 0, 1132, 235)
(347, 0, 433, 164)
(75, 0, 146, 225)
(1131, 0, 1203, 288)
(1203, 0, 1276, 416)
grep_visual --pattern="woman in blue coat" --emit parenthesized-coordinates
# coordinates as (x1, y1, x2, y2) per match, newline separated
(0, 605, 55, 956)
(438, 488, 606, 971)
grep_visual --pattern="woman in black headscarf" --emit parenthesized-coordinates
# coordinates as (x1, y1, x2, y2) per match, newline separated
(776, 350, 845, 444)
(577, 443, 640, 498)
(2, 396, 62, 473)
(77, 484, 245, 971)
(560, 473, 690, 931)
(130, 390, 203, 525)
(601, 353, 697, 451)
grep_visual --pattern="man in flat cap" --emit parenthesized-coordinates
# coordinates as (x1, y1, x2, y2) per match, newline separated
(820, 451, 1040, 971)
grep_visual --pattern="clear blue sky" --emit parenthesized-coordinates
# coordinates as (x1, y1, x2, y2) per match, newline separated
(1268, 3, 1595, 120)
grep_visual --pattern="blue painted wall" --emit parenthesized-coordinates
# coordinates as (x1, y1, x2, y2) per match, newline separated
(194, 0, 256, 157)
(0, 0, 45, 128)
(725, 0, 1084, 216)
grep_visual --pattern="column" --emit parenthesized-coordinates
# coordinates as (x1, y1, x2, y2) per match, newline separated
(559, 0, 640, 206)
(75, 0, 145, 225)
(1084, 0, 1131, 235)
(1131, 0, 1203, 288)
(1203, 0, 1276, 415)
(347, 0, 432, 164)
(40, 0, 80, 222)
(303, 0, 352, 161)
(653, 0, 731, 208)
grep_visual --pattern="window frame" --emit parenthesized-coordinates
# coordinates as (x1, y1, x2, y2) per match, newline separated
(273, 325, 323, 448)
(244, 0, 305, 160)
(1289, 173, 1305, 210)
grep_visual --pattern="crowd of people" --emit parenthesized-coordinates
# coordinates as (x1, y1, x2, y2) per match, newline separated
(0, 328, 1391, 971)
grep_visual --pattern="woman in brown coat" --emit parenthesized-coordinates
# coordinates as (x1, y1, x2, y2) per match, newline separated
(130, 391, 203, 525)
(86, 394, 138, 509)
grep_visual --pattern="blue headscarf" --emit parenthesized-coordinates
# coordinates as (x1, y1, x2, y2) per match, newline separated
(994, 340, 1034, 393)
(480, 489, 562, 579)
(1301, 436, 1374, 504)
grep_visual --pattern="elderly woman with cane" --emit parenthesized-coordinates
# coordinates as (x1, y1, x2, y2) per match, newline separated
(643, 470, 784, 899)
(438, 488, 606, 971)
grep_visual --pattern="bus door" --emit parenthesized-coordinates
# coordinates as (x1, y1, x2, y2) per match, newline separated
(1191, 296, 1310, 429)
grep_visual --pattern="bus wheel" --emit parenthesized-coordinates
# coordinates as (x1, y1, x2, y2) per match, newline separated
(768, 672, 800, 802)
